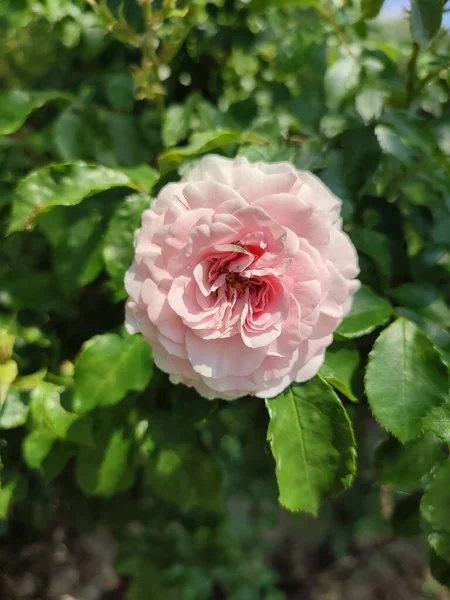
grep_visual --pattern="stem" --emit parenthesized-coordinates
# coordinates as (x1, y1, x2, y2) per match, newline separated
(405, 42, 420, 105)
(45, 373, 73, 387)
(414, 60, 450, 97)
(315, 4, 352, 50)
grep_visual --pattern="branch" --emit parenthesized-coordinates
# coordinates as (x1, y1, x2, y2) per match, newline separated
(405, 42, 420, 105)
(414, 59, 450, 96)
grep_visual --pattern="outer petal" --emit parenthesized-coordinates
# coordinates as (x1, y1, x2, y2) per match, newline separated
(186, 331, 268, 378)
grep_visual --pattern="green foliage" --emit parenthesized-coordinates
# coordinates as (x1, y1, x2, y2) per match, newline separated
(336, 285, 393, 338)
(375, 434, 446, 490)
(361, 0, 385, 20)
(421, 460, 450, 559)
(410, 0, 443, 47)
(8, 162, 143, 233)
(320, 342, 361, 403)
(266, 377, 356, 515)
(0, 0, 449, 594)
(103, 193, 152, 300)
(0, 89, 65, 135)
(366, 319, 448, 442)
(73, 332, 153, 415)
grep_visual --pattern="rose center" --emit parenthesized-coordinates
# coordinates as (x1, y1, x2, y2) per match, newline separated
(225, 271, 260, 294)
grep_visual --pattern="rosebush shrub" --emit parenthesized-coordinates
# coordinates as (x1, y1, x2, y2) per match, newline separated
(1, 0, 450, 597)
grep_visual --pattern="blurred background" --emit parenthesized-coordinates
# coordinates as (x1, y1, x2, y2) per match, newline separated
(1, 0, 450, 599)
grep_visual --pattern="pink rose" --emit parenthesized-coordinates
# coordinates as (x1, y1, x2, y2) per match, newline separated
(125, 155, 359, 400)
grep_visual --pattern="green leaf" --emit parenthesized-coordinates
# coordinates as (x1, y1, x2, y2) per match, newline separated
(0, 475, 20, 518)
(355, 87, 385, 121)
(0, 89, 63, 136)
(390, 283, 450, 329)
(22, 382, 86, 470)
(22, 431, 56, 469)
(41, 443, 75, 483)
(320, 343, 361, 403)
(73, 332, 153, 415)
(423, 403, 450, 442)
(421, 459, 450, 559)
(429, 549, 450, 587)
(120, 166, 159, 194)
(0, 387, 29, 429)
(76, 427, 131, 496)
(361, 0, 385, 19)
(324, 55, 361, 111)
(162, 103, 190, 148)
(375, 434, 445, 490)
(336, 285, 393, 338)
(146, 446, 224, 513)
(103, 193, 151, 301)
(266, 377, 356, 515)
(351, 229, 392, 282)
(0, 314, 16, 361)
(39, 205, 106, 293)
(366, 318, 449, 442)
(392, 495, 422, 538)
(375, 125, 412, 164)
(29, 382, 79, 438)
(157, 130, 266, 174)
(0, 359, 18, 408)
(8, 161, 142, 234)
(104, 72, 135, 112)
(126, 564, 165, 600)
(397, 307, 450, 365)
(250, 0, 318, 8)
(410, 0, 443, 47)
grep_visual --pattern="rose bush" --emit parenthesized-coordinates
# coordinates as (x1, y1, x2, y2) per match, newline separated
(125, 156, 359, 400)
(2, 0, 450, 595)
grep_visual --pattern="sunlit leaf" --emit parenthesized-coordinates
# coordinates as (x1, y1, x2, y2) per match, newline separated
(366, 318, 449, 442)
(266, 377, 356, 515)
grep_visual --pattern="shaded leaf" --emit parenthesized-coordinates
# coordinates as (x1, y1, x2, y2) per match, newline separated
(76, 427, 131, 496)
(22, 431, 56, 469)
(0, 89, 63, 135)
(375, 434, 445, 490)
(410, 0, 443, 47)
(361, 0, 385, 20)
(351, 228, 392, 282)
(336, 285, 393, 338)
(73, 332, 153, 415)
(320, 343, 361, 403)
(40, 205, 105, 293)
(103, 194, 151, 301)
(146, 446, 224, 514)
(421, 459, 450, 560)
(0, 476, 20, 519)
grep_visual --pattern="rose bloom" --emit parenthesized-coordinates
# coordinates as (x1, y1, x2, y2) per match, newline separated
(125, 155, 359, 400)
